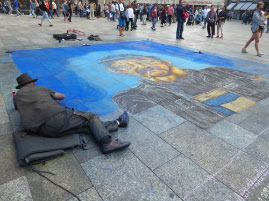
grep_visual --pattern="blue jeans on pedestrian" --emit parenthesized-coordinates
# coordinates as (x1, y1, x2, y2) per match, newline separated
(79, 9, 83, 17)
(176, 21, 184, 38)
(41, 11, 52, 25)
(152, 17, 157, 29)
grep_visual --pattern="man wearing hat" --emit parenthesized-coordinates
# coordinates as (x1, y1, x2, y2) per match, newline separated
(13, 73, 131, 154)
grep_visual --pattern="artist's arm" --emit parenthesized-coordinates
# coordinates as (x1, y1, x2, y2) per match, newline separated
(54, 92, 65, 100)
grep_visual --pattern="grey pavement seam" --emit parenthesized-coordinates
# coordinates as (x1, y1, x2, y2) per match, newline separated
(183, 125, 269, 200)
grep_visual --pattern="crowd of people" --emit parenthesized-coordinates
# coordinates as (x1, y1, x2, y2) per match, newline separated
(0, 0, 268, 56)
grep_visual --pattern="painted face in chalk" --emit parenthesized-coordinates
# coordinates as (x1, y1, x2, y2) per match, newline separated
(106, 56, 186, 82)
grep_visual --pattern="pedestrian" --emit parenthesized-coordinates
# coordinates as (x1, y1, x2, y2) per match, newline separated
(111, 2, 116, 21)
(266, 9, 269, 33)
(67, 0, 72, 22)
(61, 0, 69, 22)
(13, 0, 21, 16)
(38, 0, 53, 26)
(116, 0, 126, 36)
(5, 0, 13, 15)
(78, 0, 83, 17)
(206, 5, 217, 38)
(132, 1, 139, 29)
(52, 0, 58, 18)
(216, 6, 226, 38)
(0, 1, 8, 13)
(168, 4, 174, 25)
(35, 0, 41, 17)
(90, 2, 95, 19)
(202, 5, 210, 28)
(29, 0, 36, 17)
(242, 2, 265, 57)
(126, 3, 134, 30)
(151, 4, 157, 30)
(142, 3, 147, 25)
(176, 0, 187, 39)
(160, 6, 167, 27)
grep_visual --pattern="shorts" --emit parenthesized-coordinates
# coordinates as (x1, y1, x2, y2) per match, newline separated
(118, 17, 126, 26)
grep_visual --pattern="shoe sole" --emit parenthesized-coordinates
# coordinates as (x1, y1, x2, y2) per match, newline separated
(102, 143, 131, 154)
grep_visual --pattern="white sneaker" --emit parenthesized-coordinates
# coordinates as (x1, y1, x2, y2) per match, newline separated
(242, 48, 248, 53)
(257, 52, 263, 57)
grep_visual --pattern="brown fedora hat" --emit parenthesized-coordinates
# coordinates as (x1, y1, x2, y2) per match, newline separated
(16, 73, 38, 89)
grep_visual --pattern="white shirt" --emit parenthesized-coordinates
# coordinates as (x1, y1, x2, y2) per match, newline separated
(127, 7, 134, 18)
(116, 3, 124, 12)
(111, 4, 115, 12)
(203, 8, 210, 18)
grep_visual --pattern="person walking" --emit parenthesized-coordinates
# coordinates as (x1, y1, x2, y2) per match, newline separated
(267, 9, 269, 33)
(90, 2, 95, 19)
(13, 0, 21, 16)
(5, 0, 13, 15)
(126, 4, 134, 30)
(116, 0, 126, 36)
(151, 4, 157, 30)
(29, 0, 36, 17)
(52, 0, 58, 18)
(176, 0, 186, 39)
(242, 2, 265, 57)
(78, 0, 83, 17)
(38, 0, 53, 26)
(206, 5, 217, 38)
(111, 2, 116, 21)
(142, 3, 147, 25)
(216, 6, 226, 38)
(67, 0, 72, 22)
(202, 5, 210, 28)
(168, 4, 174, 25)
(160, 6, 167, 27)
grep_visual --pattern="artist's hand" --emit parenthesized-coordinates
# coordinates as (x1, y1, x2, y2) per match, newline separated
(55, 92, 65, 100)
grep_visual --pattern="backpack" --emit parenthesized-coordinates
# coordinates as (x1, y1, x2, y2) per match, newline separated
(182, 10, 189, 20)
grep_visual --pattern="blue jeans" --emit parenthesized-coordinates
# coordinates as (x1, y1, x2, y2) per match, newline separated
(267, 18, 269, 32)
(41, 11, 52, 25)
(152, 17, 157, 29)
(176, 21, 184, 38)
(203, 18, 207, 28)
(79, 9, 83, 17)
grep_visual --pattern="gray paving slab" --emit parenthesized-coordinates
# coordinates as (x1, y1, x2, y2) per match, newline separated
(216, 152, 268, 196)
(160, 122, 239, 174)
(81, 150, 181, 201)
(238, 114, 269, 134)
(133, 105, 186, 135)
(154, 154, 209, 199)
(185, 177, 244, 201)
(244, 129, 269, 164)
(244, 169, 269, 201)
(260, 97, 269, 106)
(0, 129, 26, 185)
(208, 120, 256, 149)
(116, 117, 180, 170)
(226, 110, 251, 125)
(0, 176, 33, 201)
(68, 188, 103, 201)
(26, 153, 92, 201)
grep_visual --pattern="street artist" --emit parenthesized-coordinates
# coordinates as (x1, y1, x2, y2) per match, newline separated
(13, 73, 131, 154)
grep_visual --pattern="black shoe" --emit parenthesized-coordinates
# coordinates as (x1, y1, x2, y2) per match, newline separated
(38, 23, 42, 26)
(106, 122, 118, 132)
(211, 35, 213, 38)
(206, 35, 211, 38)
(117, 111, 129, 128)
(102, 138, 131, 154)
(179, 37, 184, 40)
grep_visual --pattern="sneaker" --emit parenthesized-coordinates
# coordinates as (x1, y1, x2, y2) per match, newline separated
(257, 52, 262, 57)
(179, 37, 184, 40)
(38, 23, 42, 26)
(206, 35, 211, 38)
(242, 48, 248, 53)
(219, 36, 223, 39)
(117, 111, 129, 128)
(49, 24, 53, 27)
(102, 138, 131, 154)
(215, 36, 219, 38)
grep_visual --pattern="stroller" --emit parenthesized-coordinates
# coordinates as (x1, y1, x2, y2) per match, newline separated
(186, 14, 194, 26)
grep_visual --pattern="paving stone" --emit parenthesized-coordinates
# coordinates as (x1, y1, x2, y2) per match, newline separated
(244, 129, 269, 164)
(160, 122, 215, 157)
(226, 110, 251, 125)
(0, 130, 26, 185)
(160, 122, 238, 174)
(81, 150, 181, 201)
(260, 97, 269, 106)
(245, 103, 269, 118)
(0, 176, 33, 201)
(216, 152, 268, 196)
(133, 105, 186, 135)
(239, 114, 269, 134)
(26, 153, 92, 201)
(185, 177, 244, 201)
(72, 135, 102, 164)
(68, 188, 103, 201)
(116, 117, 179, 170)
(154, 154, 209, 199)
(0, 106, 9, 124)
(208, 120, 256, 149)
(244, 169, 269, 201)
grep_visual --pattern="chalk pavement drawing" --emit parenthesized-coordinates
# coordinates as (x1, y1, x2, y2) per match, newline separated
(11, 41, 269, 128)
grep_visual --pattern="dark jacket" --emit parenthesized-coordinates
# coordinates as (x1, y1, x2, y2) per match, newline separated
(39, 2, 48, 11)
(176, 5, 185, 22)
(206, 10, 217, 23)
(217, 10, 227, 22)
(14, 85, 65, 133)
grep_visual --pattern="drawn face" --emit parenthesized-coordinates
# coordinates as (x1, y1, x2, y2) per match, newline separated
(105, 56, 186, 82)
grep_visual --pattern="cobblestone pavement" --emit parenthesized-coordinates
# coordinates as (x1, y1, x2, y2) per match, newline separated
(0, 14, 269, 201)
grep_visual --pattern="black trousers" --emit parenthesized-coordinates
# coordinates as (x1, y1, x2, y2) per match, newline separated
(38, 110, 117, 143)
(207, 22, 215, 36)
(168, 15, 172, 25)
